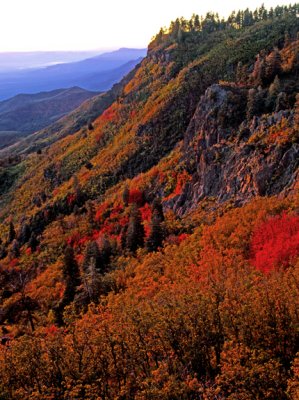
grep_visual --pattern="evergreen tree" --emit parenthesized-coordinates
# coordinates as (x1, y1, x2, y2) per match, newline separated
(122, 185, 130, 206)
(62, 247, 80, 304)
(243, 9, 253, 26)
(235, 11, 242, 29)
(268, 7, 274, 18)
(28, 233, 39, 252)
(259, 4, 268, 20)
(266, 75, 280, 111)
(275, 92, 288, 112)
(126, 205, 145, 252)
(155, 28, 164, 45)
(295, 94, 299, 129)
(86, 200, 96, 230)
(177, 26, 183, 43)
(88, 120, 94, 131)
(146, 210, 164, 252)
(8, 220, 16, 243)
(97, 235, 112, 271)
(56, 246, 81, 324)
(236, 61, 247, 84)
(170, 18, 181, 39)
(284, 31, 291, 47)
(228, 10, 236, 26)
(120, 226, 128, 251)
(265, 49, 282, 82)
(246, 87, 264, 120)
(10, 239, 20, 259)
(152, 197, 164, 222)
(73, 205, 80, 216)
(193, 14, 200, 31)
(236, 61, 242, 83)
(252, 54, 266, 86)
(0, 244, 7, 260)
(62, 246, 80, 286)
(73, 175, 83, 205)
(18, 221, 31, 245)
(247, 88, 257, 121)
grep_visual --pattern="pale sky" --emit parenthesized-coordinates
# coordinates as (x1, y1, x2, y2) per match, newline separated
(0, 0, 293, 51)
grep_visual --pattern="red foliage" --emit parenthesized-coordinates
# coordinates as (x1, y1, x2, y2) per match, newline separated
(76, 254, 84, 264)
(165, 233, 190, 246)
(130, 110, 137, 118)
(92, 230, 100, 240)
(128, 189, 144, 206)
(95, 202, 110, 222)
(110, 205, 124, 219)
(101, 105, 117, 122)
(140, 203, 152, 237)
(44, 325, 60, 336)
(177, 233, 190, 243)
(9, 258, 19, 269)
(140, 203, 152, 222)
(67, 193, 76, 206)
(250, 213, 299, 273)
(96, 204, 128, 238)
(174, 171, 192, 196)
(118, 215, 129, 227)
(67, 232, 89, 249)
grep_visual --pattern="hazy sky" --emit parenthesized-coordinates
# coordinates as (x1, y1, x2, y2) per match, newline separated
(0, 0, 293, 51)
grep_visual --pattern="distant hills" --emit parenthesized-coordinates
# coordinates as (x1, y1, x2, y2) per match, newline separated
(0, 48, 147, 100)
(0, 50, 101, 72)
(0, 65, 138, 155)
(0, 87, 98, 148)
(0, 47, 146, 149)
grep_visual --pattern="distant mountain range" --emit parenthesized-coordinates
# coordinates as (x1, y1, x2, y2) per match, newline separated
(0, 47, 146, 149)
(0, 87, 98, 149)
(0, 50, 102, 72)
(0, 48, 146, 100)
(0, 64, 138, 156)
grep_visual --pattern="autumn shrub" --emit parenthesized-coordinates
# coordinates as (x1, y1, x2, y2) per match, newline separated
(250, 212, 299, 273)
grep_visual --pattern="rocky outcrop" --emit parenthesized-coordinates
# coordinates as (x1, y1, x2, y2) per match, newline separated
(170, 84, 298, 214)
(184, 84, 248, 150)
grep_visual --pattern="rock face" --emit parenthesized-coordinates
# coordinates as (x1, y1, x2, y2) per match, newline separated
(171, 84, 298, 214)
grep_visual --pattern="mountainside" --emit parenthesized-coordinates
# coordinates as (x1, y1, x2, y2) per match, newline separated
(0, 5, 299, 400)
(0, 62, 140, 156)
(0, 48, 146, 100)
(0, 87, 98, 148)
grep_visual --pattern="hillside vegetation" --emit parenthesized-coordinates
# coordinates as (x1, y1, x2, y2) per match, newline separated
(0, 87, 98, 147)
(0, 4, 299, 399)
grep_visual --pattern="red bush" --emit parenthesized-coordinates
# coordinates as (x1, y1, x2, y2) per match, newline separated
(250, 213, 299, 273)
(101, 105, 117, 122)
(95, 202, 110, 222)
(140, 203, 152, 237)
(67, 193, 76, 206)
(128, 189, 144, 206)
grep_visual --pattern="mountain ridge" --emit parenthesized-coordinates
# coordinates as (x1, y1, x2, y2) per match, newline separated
(0, 48, 146, 100)
(0, 87, 98, 149)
